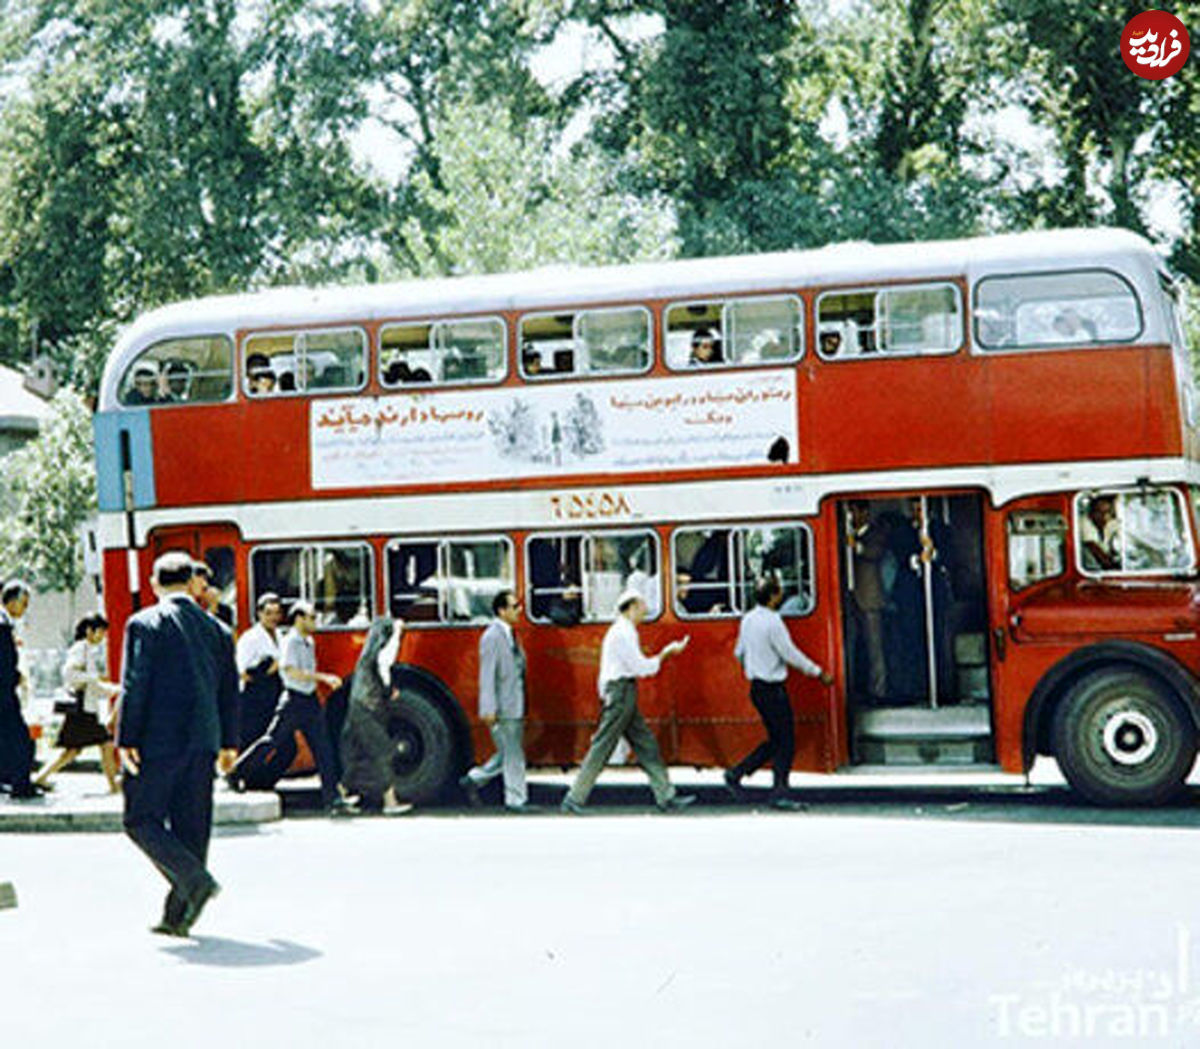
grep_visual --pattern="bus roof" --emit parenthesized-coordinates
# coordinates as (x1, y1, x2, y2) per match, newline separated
(99, 227, 1164, 409)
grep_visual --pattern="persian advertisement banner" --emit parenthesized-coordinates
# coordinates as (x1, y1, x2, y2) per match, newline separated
(310, 369, 798, 489)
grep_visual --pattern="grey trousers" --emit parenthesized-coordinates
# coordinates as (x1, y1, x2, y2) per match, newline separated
(466, 717, 527, 807)
(565, 679, 675, 807)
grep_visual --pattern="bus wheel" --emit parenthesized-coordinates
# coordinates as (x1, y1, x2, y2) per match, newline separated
(385, 688, 456, 806)
(1052, 668, 1196, 806)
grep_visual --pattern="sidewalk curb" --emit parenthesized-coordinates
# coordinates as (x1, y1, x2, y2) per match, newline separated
(0, 790, 280, 833)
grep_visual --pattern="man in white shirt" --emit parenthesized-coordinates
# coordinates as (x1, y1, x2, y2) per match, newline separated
(1079, 494, 1121, 571)
(726, 575, 832, 811)
(561, 587, 693, 813)
(234, 592, 284, 748)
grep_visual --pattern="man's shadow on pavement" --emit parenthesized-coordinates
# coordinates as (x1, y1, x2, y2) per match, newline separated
(161, 936, 321, 968)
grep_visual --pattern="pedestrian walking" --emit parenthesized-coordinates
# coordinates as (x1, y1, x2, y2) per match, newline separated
(35, 614, 121, 793)
(725, 575, 833, 811)
(235, 592, 285, 749)
(561, 587, 693, 814)
(118, 553, 239, 936)
(340, 616, 411, 815)
(459, 590, 534, 812)
(230, 600, 350, 813)
(0, 580, 39, 800)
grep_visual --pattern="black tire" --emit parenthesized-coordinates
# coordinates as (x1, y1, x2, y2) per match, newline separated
(385, 687, 457, 805)
(1052, 667, 1197, 806)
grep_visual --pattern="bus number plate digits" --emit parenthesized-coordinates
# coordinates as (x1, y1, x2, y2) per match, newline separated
(550, 491, 634, 522)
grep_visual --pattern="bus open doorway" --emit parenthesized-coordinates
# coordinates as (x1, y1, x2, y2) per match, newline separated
(839, 493, 996, 767)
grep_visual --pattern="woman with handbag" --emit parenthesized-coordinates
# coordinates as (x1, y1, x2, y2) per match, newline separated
(35, 614, 121, 792)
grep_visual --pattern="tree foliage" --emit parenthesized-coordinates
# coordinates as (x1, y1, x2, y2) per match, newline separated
(0, 389, 96, 593)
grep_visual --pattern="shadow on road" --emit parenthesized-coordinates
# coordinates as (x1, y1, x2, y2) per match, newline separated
(277, 780, 1200, 828)
(161, 936, 322, 968)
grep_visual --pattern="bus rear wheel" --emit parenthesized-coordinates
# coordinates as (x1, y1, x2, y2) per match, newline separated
(1052, 668, 1196, 806)
(385, 688, 456, 806)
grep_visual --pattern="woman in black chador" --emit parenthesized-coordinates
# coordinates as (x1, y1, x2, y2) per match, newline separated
(340, 617, 411, 814)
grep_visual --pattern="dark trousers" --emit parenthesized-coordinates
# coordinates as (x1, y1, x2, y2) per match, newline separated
(238, 678, 281, 751)
(123, 750, 216, 924)
(0, 693, 34, 794)
(238, 690, 338, 806)
(729, 680, 795, 795)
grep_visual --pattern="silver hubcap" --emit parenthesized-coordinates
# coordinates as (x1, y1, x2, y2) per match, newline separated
(1101, 708, 1159, 766)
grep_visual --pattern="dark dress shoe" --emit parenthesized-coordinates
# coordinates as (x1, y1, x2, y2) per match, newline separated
(150, 920, 189, 938)
(180, 878, 221, 933)
(722, 770, 742, 799)
(459, 774, 483, 808)
(658, 794, 698, 812)
(559, 797, 586, 815)
(768, 796, 808, 812)
(9, 784, 46, 800)
(505, 803, 542, 814)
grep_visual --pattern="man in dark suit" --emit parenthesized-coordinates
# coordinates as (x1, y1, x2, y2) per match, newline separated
(118, 552, 238, 936)
(0, 579, 41, 799)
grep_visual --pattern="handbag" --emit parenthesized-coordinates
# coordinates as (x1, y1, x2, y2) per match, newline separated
(53, 687, 85, 716)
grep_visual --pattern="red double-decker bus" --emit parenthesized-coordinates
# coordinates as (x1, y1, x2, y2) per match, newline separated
(93, 228, 1200, 805)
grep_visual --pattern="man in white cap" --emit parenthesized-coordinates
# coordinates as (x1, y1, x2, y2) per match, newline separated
(561, 586, 693, 813)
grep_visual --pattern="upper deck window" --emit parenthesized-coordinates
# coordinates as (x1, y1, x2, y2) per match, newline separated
(1075, 488, 1194, 576)
(974, 270, 1143, 351)
(816, 283, 961, 359)
(519, 306, 651, 380)
(243, 328, 366, 396)
(664, 295, 802, 370)
(118, 335, 233, 407)
(380, 317, 506, 388)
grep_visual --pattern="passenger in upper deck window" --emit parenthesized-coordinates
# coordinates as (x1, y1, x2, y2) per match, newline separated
(688, 328, 723, 366)
(126, 363, 164, 405)
(1052, 308, 1098, 343)
(383, 359, 413, 385)
(522, 347, 543, 376)
(163, 360, 190, 401)
(1080, 495, 1121, 571)
(819, 331, 842, 357)
(246, 353, 276, 396)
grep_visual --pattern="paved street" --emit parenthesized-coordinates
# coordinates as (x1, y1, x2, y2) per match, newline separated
(5, 771, 1200, 1048)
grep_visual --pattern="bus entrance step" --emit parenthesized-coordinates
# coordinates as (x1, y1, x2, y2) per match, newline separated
(855, 737, 992, 767)
(854, 705, 991, 741)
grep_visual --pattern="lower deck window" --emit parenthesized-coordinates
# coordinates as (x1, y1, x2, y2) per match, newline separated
(250, 543, 373, 627)
(527, 530, 659, 623)
(387, 537, 514, 624)
(673, 524, 814, 617)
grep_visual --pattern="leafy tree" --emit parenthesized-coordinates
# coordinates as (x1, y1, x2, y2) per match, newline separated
(994, 0, 1199, 277)
(571, 0, 809, 255)
(0, 389, 96, 595)
(396, 95, 676, 276)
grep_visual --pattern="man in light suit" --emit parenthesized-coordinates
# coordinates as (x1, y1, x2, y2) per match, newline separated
(458, 590, 533, 812)
(118, 552, 239, 936)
